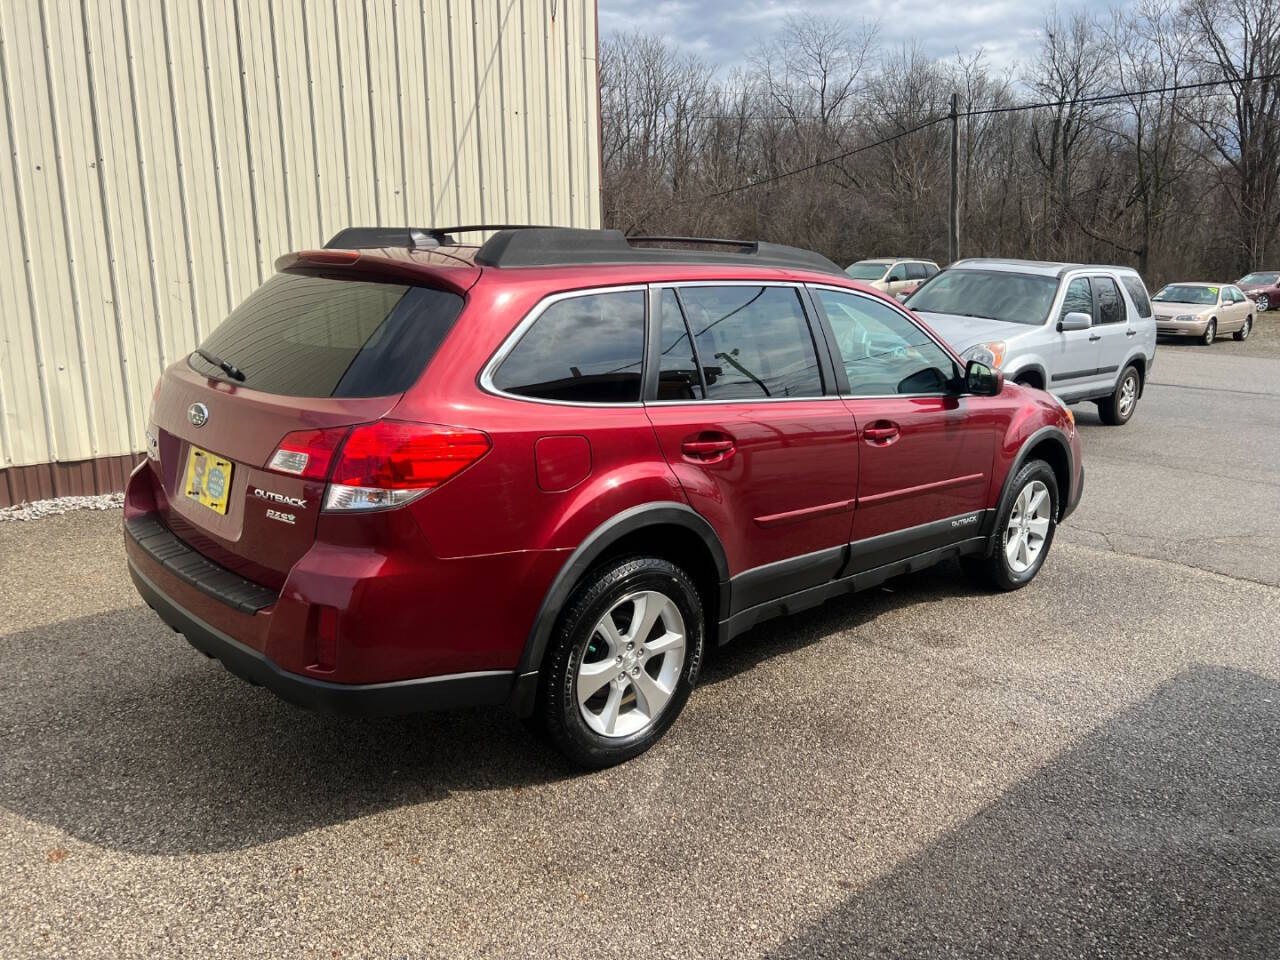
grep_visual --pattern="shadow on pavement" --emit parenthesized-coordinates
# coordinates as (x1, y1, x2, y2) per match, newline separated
(768, 664, 1280, 959)
(0, 564, 973, 857)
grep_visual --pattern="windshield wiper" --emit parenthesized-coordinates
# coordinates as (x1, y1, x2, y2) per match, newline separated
(195, 347, 246, 382)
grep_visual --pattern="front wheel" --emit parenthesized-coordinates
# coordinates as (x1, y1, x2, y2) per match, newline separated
(1097, 364, 1140, 426)
(1202, 319, 1217, 345)
(1234, 315, 1253, 341)
(536, 556, 705, 768)
(963, 460, 1059, 591)
(1257, 294, 1270, 313)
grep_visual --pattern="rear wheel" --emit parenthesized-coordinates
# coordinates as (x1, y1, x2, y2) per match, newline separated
(1257, 294, 1270, 313)
(963, 460, 1059, 591)
(1097, 364, 1140, 426)
(1234, 315, 1253, 341)
(1202, 319, 1217, 345)
(536, 556, 704, 768)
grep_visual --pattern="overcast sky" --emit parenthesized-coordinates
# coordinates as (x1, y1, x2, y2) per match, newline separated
(597, 0, 1115, 76)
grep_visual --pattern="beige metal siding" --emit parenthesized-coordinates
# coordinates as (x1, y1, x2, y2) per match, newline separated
(0, 0, 601, 472)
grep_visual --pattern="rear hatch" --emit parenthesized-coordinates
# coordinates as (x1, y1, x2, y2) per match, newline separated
(148, 262, 474, 589)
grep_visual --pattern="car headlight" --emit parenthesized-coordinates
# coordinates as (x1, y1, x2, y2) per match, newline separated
(962, 340, 1007, 368)
(1174, 314, 1195, 322)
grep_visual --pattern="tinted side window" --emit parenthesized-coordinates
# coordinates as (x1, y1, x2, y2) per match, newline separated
(1060, 277, 1092, 322)
(656, 289, 702, 400)
(1095, 277, 1126, 324)
(906, 262, 928, 281)
(493, 291, 645, 403)
(924, 263, 940, 277)
(816, 289, 958, 396)
(1121, 276, 1152, 317)
(676, 286, 823, 400)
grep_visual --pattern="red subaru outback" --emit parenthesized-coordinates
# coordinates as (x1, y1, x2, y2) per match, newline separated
(125, 227, 1083, 767)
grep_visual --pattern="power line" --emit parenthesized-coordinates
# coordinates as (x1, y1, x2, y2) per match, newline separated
(683, 72, 1280, 123)
(676, 115, 947, 205)
(665, 71, 1280, 209)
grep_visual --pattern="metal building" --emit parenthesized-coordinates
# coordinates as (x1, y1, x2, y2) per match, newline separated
(0, 0, 601, 506)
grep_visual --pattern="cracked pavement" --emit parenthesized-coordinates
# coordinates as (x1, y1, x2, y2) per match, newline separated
(1, 339, 1277, 958)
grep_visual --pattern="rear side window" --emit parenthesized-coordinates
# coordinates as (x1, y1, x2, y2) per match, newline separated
(906, 262, 928, 281)
(676, 286, 823, 400)
(492, 290, 645, 403)
(191, 273, 463, 398)
(1094, 277, 1126, 325)
(1121, 276, 1152, 317)
(656, 289, 703, 400)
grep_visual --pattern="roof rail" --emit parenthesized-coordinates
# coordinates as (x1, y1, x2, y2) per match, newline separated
(323, 224, 551, 250)
(474, 228, 843, 274)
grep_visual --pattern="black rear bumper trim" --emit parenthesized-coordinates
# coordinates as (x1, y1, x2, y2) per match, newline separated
(130, 561, 514, 716)
(125, 513, 279, 614)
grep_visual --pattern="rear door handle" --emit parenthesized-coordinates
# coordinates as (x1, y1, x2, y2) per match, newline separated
(1126, 329, 1137, 337)
(863, 422, 900, 444)
(681, 434, 736, 462)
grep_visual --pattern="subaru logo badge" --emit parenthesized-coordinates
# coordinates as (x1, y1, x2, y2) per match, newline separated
(188, 402, 209, 428)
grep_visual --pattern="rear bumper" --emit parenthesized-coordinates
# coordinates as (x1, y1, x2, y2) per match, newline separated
(130, 559, 514, 715)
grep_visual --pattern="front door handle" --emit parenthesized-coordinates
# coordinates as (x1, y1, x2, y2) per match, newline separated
(863, 421, 901, 444)
(681, 433, 736, 462)
(1088, 333, 1102, 342)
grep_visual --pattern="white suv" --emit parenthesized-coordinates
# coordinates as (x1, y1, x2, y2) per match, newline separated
(904, 259, 1157, 425)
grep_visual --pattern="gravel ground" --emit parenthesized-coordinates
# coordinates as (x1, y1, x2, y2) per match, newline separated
(1, 349, 1276, 959)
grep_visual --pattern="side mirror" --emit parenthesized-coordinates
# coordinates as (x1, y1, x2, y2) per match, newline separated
(886, 273, 903, 283)
(965, 359, 1003, 396)
(1058, 311, 1092, 332)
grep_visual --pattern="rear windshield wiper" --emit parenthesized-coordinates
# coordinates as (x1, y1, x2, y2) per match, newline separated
(195, 347, 246, 382)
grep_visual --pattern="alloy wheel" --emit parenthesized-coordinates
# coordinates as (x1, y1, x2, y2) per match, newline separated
(1203, 321, 1216, 345)
(1259, 295, 1270, 313)
(1005, 480, 1051, 574)
(1118, 374, 1137, 419)
(577, 590, 686, 738)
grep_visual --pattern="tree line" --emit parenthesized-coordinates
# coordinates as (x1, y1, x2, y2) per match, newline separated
(599, 0, 1280, 285)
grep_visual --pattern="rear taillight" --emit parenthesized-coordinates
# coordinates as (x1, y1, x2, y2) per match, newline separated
(268, 426, 350, 480)
(324, 420, 491, 511)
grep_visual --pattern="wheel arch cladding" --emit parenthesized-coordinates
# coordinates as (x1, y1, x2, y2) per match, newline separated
(509, 502, 728, 714)
(1126, 354, 1147, 394)
(993, 426, 1073, 537)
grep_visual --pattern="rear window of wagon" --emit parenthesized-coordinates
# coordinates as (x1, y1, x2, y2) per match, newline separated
(189, 274, 464, 397)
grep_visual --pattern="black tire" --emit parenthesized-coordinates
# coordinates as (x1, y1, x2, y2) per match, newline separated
(1202, 319, 1216, 345)
(1096, 364, 1140, 426)
(962, 459, 1059, 592)
(1234, 315, 1253, 341)
(535, 556, 704, 769)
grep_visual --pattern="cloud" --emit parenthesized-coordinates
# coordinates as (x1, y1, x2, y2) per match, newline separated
(599, 0, 1121, 74)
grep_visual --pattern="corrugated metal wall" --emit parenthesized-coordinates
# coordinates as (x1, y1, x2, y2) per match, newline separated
(0, 0, 600, 478)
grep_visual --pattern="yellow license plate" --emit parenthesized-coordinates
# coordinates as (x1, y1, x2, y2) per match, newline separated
(183, 446, 234, 515)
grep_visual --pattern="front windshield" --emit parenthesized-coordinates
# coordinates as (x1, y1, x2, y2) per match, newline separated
(845, 262, 889, 281)
(1153, 285, 1217, 305)
(904, 270, 1059, 326)
(1237, 272, 1278, 286)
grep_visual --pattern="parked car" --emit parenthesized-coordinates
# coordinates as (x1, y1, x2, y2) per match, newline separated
(1235, 271, 1280, 312)
(845, 257, 940, 297)
(125, 227, 1083, 767)
(1151, 282, 1253, 344)
(904, 259, 1157, 426)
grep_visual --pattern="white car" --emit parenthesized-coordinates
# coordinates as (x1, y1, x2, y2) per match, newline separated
(845, 258, 940, 298)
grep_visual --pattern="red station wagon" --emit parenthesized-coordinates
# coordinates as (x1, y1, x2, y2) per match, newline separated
(125, 227, 1084, 767)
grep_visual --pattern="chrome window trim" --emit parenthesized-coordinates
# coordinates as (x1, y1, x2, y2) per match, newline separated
(478, 284, 650, 408)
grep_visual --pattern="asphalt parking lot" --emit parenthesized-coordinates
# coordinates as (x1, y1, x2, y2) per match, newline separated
(2, 337, 1278, 958)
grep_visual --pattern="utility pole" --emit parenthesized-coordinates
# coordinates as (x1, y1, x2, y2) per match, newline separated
(949, 92, 959, 264)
